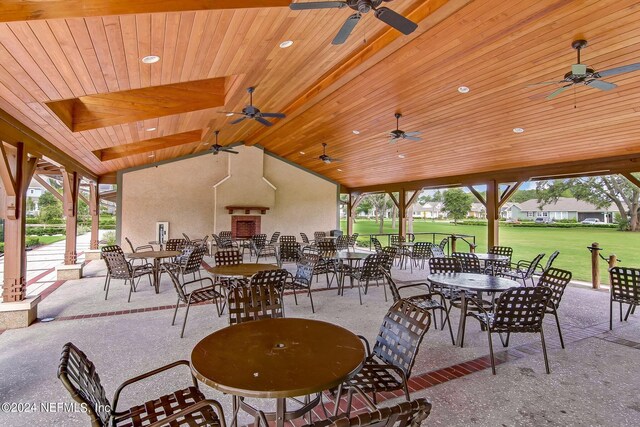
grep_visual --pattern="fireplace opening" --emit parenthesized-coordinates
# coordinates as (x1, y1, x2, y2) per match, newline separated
(232, 216, 261, 239)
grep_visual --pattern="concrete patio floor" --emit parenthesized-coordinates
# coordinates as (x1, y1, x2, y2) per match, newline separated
(0, 253, 638, 427)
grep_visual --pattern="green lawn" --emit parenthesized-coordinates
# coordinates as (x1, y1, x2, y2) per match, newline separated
(341, 220, 638, 283)
(31, 235, 66, 245)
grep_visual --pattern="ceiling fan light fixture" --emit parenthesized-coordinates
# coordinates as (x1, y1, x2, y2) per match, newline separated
(513, 127, 525, 133)
(141, 55, 160, 64)
(299, 151, 305, 155)
(458, 86, 470, 93)
(225, 112, 234, 117)
(279, 40, 294, 48)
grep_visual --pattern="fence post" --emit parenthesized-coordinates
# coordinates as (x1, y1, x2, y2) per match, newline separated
(450, 235, 457, 254)
(608, 254, 618, 270)
(590, 242, 600, 289)
(469, 243, 476, 253)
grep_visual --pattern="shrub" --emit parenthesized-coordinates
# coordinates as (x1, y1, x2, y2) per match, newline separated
(26, 236, 40, 247)
(25, 226, 66, 236)
(102, 231, 117, 246)
(0, 242, 4, 252)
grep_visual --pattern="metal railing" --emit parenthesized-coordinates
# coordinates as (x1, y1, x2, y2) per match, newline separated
(361, 232, 476, 255)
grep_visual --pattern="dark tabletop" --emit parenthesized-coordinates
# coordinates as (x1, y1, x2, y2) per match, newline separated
(205, 263, 280, 277)
(191, 318, 365, 398)
(427, 273, 519, 292)
(334, 251, 371, 260)
(474, 253, 509, 262)
(127, 250, 181, 259)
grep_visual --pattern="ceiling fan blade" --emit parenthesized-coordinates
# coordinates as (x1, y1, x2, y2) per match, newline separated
(586, 79, 617, 91)
(374, 7, 418, 35)
(571, 64, 587, 75)
(221, 149, 239, 154)
(332, 13, 360, 45)
(404, 136, 422, 141)
(230, 116, 247, 124)
(546, 84, 572, 100)
(255, 117, 274, 127)
(404, 131, 421, 137)
(527, 81, 563, 87)
(289, 1, 346, 10)
(260, 112, 286, 118)
(595, 62, 640, 78)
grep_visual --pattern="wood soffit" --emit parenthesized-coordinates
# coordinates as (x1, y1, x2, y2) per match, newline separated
(0, 1, 638, 188)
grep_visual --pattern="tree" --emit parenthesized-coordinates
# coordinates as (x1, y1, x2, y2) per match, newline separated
(537, 175, 640, 231)
(356, 198, 372, 216)
(368, 194, 390, 233)
(443, 188, 472, 224)
(432, 190, 443, 203)
(38, 191, 64, 223)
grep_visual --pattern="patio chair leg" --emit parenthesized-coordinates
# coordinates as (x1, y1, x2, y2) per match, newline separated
(432, 309, 438, 329)
(104, 276, 111, 300)
(292, 287, 299, 306)
(487, 330, 496, 375)
(610, 299, 613, 330)
(308, 288, 315, 313)
(554, 311, 565, 349)
(358, 281, 363, 305)
(540, 327, 550, 374)
(620, 301, 623, 321)
(624, 303, 633, 321)
(103, 274, 109, 291)
(383, 280, 388, 302)
(499, 332, 508, 347)
(443, 307, 456, 345)
(127, 279, 134, 303)
(180, 301, 192, 338)
(171, 298, 180, 326)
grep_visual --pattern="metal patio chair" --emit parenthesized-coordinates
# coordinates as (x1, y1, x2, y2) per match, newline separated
(58, 342, 226, 427)
(304, 398, 432, 427)
(452, 252, 482, 274)
(284, 257, 317, 313)
(101, 245, 153, 302)
(538, 267, 572, 348)
(227, 281, 285, 326)
(500, 253, 546, 286)
(609, 266, 640, 330)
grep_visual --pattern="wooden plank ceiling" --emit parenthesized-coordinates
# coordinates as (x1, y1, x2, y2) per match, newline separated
(0, 0, 639, 189)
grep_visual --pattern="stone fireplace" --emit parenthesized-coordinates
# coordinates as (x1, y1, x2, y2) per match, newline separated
(231, 216, 261, 239)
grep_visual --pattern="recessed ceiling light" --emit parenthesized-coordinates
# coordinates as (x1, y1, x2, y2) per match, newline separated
(279, 40, 294, 49)
(352, 130, 360, 135)
(146, 127, 156, 132)
(141, 55, 160, 64)
(299, 151, 305, 155)
(225, 112, 234, 117)
(513, 127, 525, 133)
(458, 86, 470, 93)
(203, 142, 209, 145)
(337, 168, 343, 172)
(398, 154, 406, 159)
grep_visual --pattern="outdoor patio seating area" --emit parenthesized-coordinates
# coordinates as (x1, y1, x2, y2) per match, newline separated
(1, 240, 640, 426)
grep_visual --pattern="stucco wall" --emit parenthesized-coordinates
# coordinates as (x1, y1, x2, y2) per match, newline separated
(119, 146, 337, 246)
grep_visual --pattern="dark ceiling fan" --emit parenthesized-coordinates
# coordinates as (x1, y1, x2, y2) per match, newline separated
(206, 130, 239, 155)
(290, 1, 418, 45)
(319, 143, 340, 163)
(529, 39, 640, 100)
(389, 113, 421, 142)
(220, 87, 285, 126)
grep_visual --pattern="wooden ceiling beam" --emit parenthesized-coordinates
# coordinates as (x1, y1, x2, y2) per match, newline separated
(351, 152, 640, 194)
(93, 130, 203, 161)
(246, 0, 472, 146)
(0, 1, 290, 23)
(46, 77, 230, 132)
(0, 108, 97, 181)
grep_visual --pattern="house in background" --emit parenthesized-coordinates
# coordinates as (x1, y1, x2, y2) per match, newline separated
(413, 202, 446, 219)
(468, 202, 486, 219)
(506, 197, 618, 223)
(26, 179, 46, 216)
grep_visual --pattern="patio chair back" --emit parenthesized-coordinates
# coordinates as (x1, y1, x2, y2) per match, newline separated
(181, 245, 206, 275)
(268, 232, 281, 245)
(488, 246, 513, 264)
(609, 267, 640, 306)
(182, 233, 191, 242)
(280, 235, 297, 243)
(349, 233, 359, 248)
(438, 238, 448, 250)
(228, 282, 284, 325)
(538, 267, 572, 309)
(381, 246, 398, 272)
(165, 238, 186, 252)
(317, 240, 337, 255)
(543, 250, 560, 272)
(358, 254, 387, 281)
(372, 299, 431, 377)
(293, 258, 315, 286)
(219, 231, 232, 240)
(300, 232, 311, 244)
(58, 342, 111, 427)
(124, 237, 135, 253)
(390, 235, 405, 246)
(524, 253, 546, 279)
(429, 245, 445, 258)
(163, 265, 190, 303)
(279, 240, 301, 264)
(101, 246, 132, 279)
(250, 268, 289, 291)
(371, 237, 383, 253)
(314, 231, 327, 241)
(304, 398, 432, 427)
(452, 252, 482, 274)
(212, 233, 232, 249)
(492, 286, 551, 333)
(412, 242, 432, 259)
(215, 249, 243, 266)
(428, 257, 461, 274)
(336, 235, 349, 251)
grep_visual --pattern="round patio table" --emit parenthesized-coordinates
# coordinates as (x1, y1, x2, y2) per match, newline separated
(127, 250, 180, 293)
(427, 273, 519, 347)
(191, 318, 365, 427)
(205, 263, 280, 278)
(474, 253, 508, 262)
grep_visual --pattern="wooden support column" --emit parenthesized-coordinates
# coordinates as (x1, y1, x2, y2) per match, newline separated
(398, 189, 406, 237)
(0, 142, 38, 302)
(89, 182, 99, 250)
(62, 168, 80, 265)
(486, 180, 499, 249)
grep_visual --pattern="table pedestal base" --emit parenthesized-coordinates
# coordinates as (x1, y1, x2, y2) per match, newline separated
(233, 394, 322, 427)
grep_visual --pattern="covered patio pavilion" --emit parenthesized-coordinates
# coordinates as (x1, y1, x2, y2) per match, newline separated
(1, 1, 640, 426)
